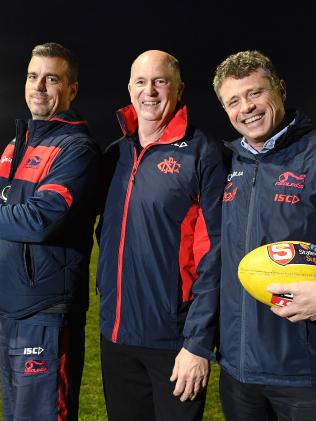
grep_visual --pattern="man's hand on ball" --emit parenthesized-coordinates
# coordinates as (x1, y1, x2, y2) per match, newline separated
(268, 281, 316, 322)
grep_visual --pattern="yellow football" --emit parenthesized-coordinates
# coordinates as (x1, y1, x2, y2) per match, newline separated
(238, 241, 316, 306)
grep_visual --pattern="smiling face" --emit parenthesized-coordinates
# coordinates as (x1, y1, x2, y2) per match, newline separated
(219, 69, 286, 149)
(128, 51, 183, 128)
(25, 55, 78, 120)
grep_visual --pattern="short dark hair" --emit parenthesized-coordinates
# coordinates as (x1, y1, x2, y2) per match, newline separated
(31, 42, 78, 83)
(213, 50, 282, 100)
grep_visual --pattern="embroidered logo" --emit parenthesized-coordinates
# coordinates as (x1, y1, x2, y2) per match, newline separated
(275, 171, 306, 189)
(1, 156, 12, 164)
(274, 194, 300, 204)
(157, 157, 181, 174)
(25, 156, 41, 169)
(24, 359, 48, 375)
(173, 142, 188, 148)
(24, 347, 44, 355)
(227, 171, 243, 182)
(223, 182, 237, 202)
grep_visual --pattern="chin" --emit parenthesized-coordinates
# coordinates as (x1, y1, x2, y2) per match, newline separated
(141, 113, 161, 121)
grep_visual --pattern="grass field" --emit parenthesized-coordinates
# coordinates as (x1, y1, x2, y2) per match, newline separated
(0, 239, 224, 421)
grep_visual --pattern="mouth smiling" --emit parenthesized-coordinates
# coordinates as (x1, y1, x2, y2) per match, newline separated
(142, 101, 160, 106)
(31, 94, 48, 102)
(243, 113, 264, 125)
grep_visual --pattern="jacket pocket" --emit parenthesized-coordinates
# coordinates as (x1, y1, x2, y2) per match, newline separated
(23, 244, 35, 288)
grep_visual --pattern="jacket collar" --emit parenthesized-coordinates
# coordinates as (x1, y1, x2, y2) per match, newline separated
(116, 103, 188, 144)
(225, 109, 314, 158)
(16, 109, 89, 143)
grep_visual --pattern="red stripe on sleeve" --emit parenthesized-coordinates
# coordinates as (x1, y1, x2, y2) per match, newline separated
(179, 201, 199, 301)
(0, 144, 15, 178)
(179, 200, 211, 301)
(193, 206, 211, 268)
(37, 184, 73, 207)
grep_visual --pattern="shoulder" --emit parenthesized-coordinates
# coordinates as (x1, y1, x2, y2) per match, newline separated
(186, 125, 228, 167)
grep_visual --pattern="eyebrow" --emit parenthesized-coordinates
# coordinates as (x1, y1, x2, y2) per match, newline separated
(225, 87, 265, 102)
(27, 71, 60, 78)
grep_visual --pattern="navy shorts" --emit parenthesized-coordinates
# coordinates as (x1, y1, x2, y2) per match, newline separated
(0, 313, 85, 421)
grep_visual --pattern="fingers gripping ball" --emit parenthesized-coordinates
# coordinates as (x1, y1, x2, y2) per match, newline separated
(238, 241, 316, 306)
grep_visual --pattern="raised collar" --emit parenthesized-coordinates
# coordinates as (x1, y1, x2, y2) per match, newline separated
(116, 103, 188, 144)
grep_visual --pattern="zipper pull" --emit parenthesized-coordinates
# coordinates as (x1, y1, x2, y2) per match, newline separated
(131, 167, 137, 184)
(252, 160, 259, 185)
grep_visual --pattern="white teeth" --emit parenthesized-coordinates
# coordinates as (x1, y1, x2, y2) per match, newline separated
(245, 114, 262, 124)
(143, 101, 159, 105)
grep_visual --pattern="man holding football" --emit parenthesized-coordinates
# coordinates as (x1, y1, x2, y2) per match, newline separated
(269, 281, 316, 322)
(213, 50, 316, 421)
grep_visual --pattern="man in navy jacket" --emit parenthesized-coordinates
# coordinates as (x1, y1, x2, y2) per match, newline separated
(213, 50, 316, 421)
(97, 50, 226, 421)
(0, 43, 100, 420)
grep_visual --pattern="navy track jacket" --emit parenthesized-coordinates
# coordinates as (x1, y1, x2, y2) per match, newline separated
(97, 104, 226, 359)
(220, 110, 316, 386)
(0, 110, 101, 318)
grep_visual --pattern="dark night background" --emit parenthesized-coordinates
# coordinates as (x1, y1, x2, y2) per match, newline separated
(0, 1, 315, 151)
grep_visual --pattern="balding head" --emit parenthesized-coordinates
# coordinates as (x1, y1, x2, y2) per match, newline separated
(130, 50, 182, 84)
(128, 49, 184, 128)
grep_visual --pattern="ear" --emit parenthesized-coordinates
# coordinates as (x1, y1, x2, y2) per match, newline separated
(279, 80, 286, 103)
(69, 82, 79, 102)
(128, 82, 131, 96)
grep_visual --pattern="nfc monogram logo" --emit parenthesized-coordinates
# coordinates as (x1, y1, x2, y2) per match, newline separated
(157, 157, 181, 174)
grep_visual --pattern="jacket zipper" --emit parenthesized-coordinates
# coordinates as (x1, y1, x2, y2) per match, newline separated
(240, 158, 259, 381)
(1, 125, 28, 203)
(112, 144, 152, 342)
(23, 243, 35, 288)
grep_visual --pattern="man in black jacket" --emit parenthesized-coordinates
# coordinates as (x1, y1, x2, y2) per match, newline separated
(213, 50, 316, 421)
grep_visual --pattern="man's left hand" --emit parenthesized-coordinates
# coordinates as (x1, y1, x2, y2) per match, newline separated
(170, 347, 209, 402)
(268, 281, 316, 322)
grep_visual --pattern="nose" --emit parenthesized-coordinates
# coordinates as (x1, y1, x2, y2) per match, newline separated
(144, 81, 157, 96)
(240, 98, 255, 113)
(34, 77, 47, 92)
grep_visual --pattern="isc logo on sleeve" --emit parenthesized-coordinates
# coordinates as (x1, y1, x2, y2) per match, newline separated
(24, 347, 44, 355)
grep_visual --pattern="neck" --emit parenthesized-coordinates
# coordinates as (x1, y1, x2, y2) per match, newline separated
(138, 122, 167, 148)
(250, 141, 265, 152)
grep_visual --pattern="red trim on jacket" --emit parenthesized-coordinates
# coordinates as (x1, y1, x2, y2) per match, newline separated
(50, 117, 88, 125)
(0, 144, 15, 178)
(112, 149, 138, 342)
(14, 146, 61, 183)
(179, 200, 199, 301)
(179, 198, 211, 301)
(160, 106, 187, 144)
(193, 206, 211, 268)
(116, 103, 188, 144)
(37, 184, 73, 207)
(116, 106, 138, 137)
